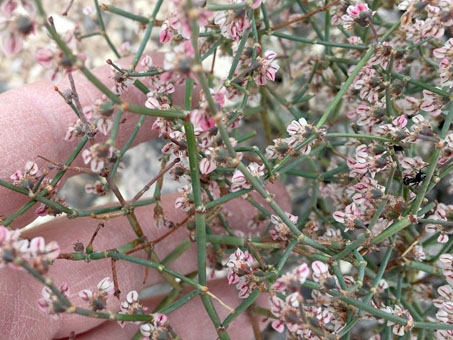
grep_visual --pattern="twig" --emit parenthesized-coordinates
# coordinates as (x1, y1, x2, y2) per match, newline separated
(131, 157, 180, 204)
(62, 0, 75, 16)
(111, 258, 121, 298)
(86, 222, 104, 252)
(271, 0, 341, 31)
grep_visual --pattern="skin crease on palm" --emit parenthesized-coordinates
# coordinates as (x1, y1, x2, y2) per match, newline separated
(0, 53, 292, 340)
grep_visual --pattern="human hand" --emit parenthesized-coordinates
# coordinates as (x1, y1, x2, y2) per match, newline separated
(0, 55, 290, 340)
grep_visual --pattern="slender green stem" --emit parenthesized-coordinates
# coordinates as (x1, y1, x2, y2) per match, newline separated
(227, 29, 250, 80)
(130, 0, 163, 70)
(207, 2, 247, 11)
(272, 32, 368, 50)
(222, 290, 260, 327)
(101, 4, 148, 23)
(94, 0, 121, 58)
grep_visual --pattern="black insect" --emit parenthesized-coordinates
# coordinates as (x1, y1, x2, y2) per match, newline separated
(403, 170, 427, 186)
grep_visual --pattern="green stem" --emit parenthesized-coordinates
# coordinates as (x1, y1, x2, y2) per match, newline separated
(101, 4, 148, 23)
(207, 3, 247, 11)
(130, 0, 163, 70)
(94, 0, 121, 58)
(272, 32, 368, 50)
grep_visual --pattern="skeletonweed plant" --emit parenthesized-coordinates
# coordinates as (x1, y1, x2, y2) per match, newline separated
(1, 0, 453, 339)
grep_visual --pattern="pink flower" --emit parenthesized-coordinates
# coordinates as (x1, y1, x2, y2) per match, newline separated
(79, 277, 114, 311)
(271, 319, 285, 333)
(175, 185, 193, 212)
(419, 90, 444, 117)
(85, 180, 107, 196)
(10, 160, 39, 186)
(255, 50, 280, 85)
(341, 3, 375, 30)
(0, 226, 21, 269)
(118, 290, 148, 327)
(287, 117, 310, 136)
(383, 305, 413, 336)
(140, 313, 169, 338)
(392, 115, 408, 128)
(1, 0, 18, 16)
(214, 3, 251, 41)
(347, 3, 370, 17)
(226, 248, 259, 298)
(312, 261, 329, 281)
(159, 3, 210, 44)
(83, 98, 118, 136)
(199, 157, 217, 175)
(64, 119, 88, 142)
(401, 156, 427, 177)
(1, 0, 33, 16)
(109, 62, 134, 95)
(37, 283, 70, 319)
(1, 15, 36, 55)
(439, 58, 453, 88)
(269, 212, 298, 241)
(36, 48, 54, 68)
(273, 263, 310, 292)
(190, 109, 215, 131)
(269, 292, 302, 334)
(82, 143, 115, 172)
(34, 42, 86, 81)
(159, 15, 182, 43)
(28, 236, 60, 262)
(433, 38, 453, 59)
(231, 162, 265, 192)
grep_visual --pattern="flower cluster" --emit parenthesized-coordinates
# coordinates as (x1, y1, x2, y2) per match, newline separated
(266, 117, 319, 160)
(269, 261, 346, 337)
(269, 212, 298, 241)
(0, 226, 60, 273)
(340, 3, 376, 31)
(226, 248, 263, 298)
(0, 0, 35, 55)
(140, 313, 175, 340)
(3, 0, 453, 337)
(118, 290, 148, 327)
(79, 277, 114, 311)
(214, 0, 262, 41)
(231, 162, 265, 192)
(37, 282, 70, 320)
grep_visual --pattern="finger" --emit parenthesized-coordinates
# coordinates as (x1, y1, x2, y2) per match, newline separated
(150, 279, 269, 340)
(1, 181, 289, 339)
(0, 53, 188, 227)
(74, 279, 269, 340)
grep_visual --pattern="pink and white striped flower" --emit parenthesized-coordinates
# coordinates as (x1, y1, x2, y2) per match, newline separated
(79, 277, 114, 311)
(255, 50, 280, 85)
(341, 3, 375, 30)
(273, 263, 310, 293)
(118, 290, 148, 327)
(433, 38, 453, 60)
(439, 58, 453, 88)
(269, 292, 302, 333)
(140, 313, 170, 339)
(214, 2, 251, 41)
(82, 143, 115, 173)
(231, 162, 265, 192)
(37, 283, 70, 319)
(269, 212, 298, 241)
